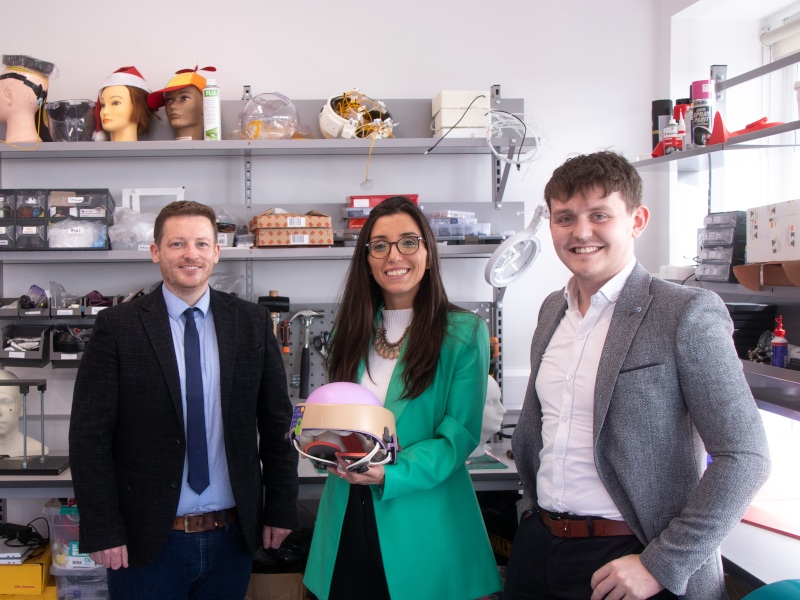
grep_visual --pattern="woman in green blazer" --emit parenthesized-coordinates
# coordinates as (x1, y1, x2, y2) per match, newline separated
(303, 196, 502, 600)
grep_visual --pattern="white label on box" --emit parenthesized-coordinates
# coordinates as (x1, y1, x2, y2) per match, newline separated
(352, 198, 370, 208)
(8, 351, 24, 358)
(22, 226, 37, 234)
(60, 353, 78, 359)
(91, 306, 107, 315)
(138, 244, 150, 251)
(80, 208, 105, 217)
(0, 240, 7, 246)
(68, 196, 85, 203)
(289, 234, 310, 245)
(24, 310, 41, 315)
(57, 309, 73, 315)
(0, 227, 5, 234)
(69, 226, 85, 234)
(287, 216, 306, 227)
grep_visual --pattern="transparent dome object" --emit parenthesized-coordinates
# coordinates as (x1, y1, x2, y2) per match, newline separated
(240, 92, 298, 140)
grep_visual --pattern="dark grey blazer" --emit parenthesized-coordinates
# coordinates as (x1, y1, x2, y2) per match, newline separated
(69, 286, 298, 566)
(513, 263, 770, 599)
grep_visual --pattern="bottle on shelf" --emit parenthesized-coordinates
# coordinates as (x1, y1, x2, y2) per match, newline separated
(203, 79, 221, 141)
(771, 315, 788, 368)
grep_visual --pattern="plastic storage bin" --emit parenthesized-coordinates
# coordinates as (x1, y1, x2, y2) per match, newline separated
(52, 565, 109, 600)
(44, 500, 97, 570)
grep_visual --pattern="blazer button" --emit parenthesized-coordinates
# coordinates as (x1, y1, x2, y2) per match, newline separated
(177, 438, 182, 445)
(171, 481, 178, 488)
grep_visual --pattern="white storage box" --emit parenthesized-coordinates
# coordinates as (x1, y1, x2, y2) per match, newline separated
(432, 90, 490, 115)
(746, 201, 800, 263)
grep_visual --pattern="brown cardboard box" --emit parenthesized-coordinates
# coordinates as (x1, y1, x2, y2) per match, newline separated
(253, 228, 334, 247)
(244, 573, 304, 600)
(249, 209, 332, 230)
(733, 261, 800, 291)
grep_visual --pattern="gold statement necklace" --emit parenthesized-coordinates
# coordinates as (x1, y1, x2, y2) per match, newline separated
(373, 322, 410, 360)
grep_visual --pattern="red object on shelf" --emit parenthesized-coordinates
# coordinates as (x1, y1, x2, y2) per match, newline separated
(709, 112, 784, 145)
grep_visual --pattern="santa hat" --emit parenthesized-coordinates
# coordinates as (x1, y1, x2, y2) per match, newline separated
(147, 65, 215, 109)
(94, 66, 152, 141)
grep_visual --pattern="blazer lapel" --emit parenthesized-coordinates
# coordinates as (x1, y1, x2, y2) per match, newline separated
(140, 289, 184, 425)
(593, 263, 653, 439)
(210, 290, 237, 420)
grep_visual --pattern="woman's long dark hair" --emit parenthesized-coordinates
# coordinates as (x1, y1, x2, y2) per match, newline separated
(326, 196, 461, 399)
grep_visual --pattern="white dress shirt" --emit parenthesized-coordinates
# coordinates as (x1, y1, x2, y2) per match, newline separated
(535, 258, 636, 518)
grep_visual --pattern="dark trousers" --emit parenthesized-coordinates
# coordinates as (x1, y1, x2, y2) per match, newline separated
(328, 485, 390, 600)
(504, 512, 678, 600)
(106, 523, 252, 600)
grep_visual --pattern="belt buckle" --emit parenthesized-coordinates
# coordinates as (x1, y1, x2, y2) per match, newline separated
(183, 513, 200, 533)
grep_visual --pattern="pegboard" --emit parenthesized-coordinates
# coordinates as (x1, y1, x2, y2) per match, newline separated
(281, 302, 494, 403)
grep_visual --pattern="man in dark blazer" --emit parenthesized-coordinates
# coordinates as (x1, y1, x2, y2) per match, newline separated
(69, 201, 298, 599)
(504, 152, 770, 600)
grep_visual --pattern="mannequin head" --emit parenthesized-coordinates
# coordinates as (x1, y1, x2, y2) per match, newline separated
(99, 85, 153, 141)
(0, 54, 56, 144)
(163, 86, 203, 140)
(95, 66, 154, 142)
(147, 67, 212, 141)
(0, 368, 48, 458)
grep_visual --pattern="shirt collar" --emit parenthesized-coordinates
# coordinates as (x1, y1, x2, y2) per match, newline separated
(162, 285, 211, 320)
(563, 257, 637, 310)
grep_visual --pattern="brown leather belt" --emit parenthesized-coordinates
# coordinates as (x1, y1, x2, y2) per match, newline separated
(173, 508, 237, 533)
(539, 509, 634, 538)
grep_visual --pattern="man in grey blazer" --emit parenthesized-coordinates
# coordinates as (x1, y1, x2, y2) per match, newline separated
(504, 152, 770, 600)
(69, 201, 298, 599)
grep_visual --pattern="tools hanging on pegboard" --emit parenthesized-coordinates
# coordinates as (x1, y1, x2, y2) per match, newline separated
(278, 302, 492, 404)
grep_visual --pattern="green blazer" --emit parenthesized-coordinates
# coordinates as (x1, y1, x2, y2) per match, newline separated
(304, 310, 502, 600)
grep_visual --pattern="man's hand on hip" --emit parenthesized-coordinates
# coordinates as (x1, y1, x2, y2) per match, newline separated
(590, 554, 665, 600)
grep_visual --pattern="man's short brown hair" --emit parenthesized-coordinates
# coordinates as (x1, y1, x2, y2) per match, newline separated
(153, 201, 217, 245)
(544, 151, 642, 213)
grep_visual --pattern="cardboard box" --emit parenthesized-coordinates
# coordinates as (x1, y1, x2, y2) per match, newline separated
(732, 261, 800, 291)
(253, 228, 333, 247)
(0, 577, 57, 600)
(249, 209, 331, 230)
(0, 546, 51, 595)
(244, 573, 304, 600)
(747, 201, 800, 263)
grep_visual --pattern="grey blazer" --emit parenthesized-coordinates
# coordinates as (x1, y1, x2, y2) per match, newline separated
(513, 263, 770, 599)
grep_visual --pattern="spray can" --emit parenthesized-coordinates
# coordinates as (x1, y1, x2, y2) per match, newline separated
(771, 315, 788, 368)
(203, 79, 221, 141)
(691, 80, 715, 146)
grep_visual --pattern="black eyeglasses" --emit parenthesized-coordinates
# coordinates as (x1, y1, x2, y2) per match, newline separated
(366, 236, 424, 259)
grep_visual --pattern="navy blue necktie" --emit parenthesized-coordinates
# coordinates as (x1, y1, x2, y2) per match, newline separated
(184, 307, 209, 494)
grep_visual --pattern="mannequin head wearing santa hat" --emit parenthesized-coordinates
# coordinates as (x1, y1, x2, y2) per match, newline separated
(0, 54, 56, 144)
(96, 66, 155, 142)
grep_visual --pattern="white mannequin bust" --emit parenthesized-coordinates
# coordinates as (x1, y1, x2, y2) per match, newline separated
(469, 375, 506, 458)
(0, 367, 48, 458)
